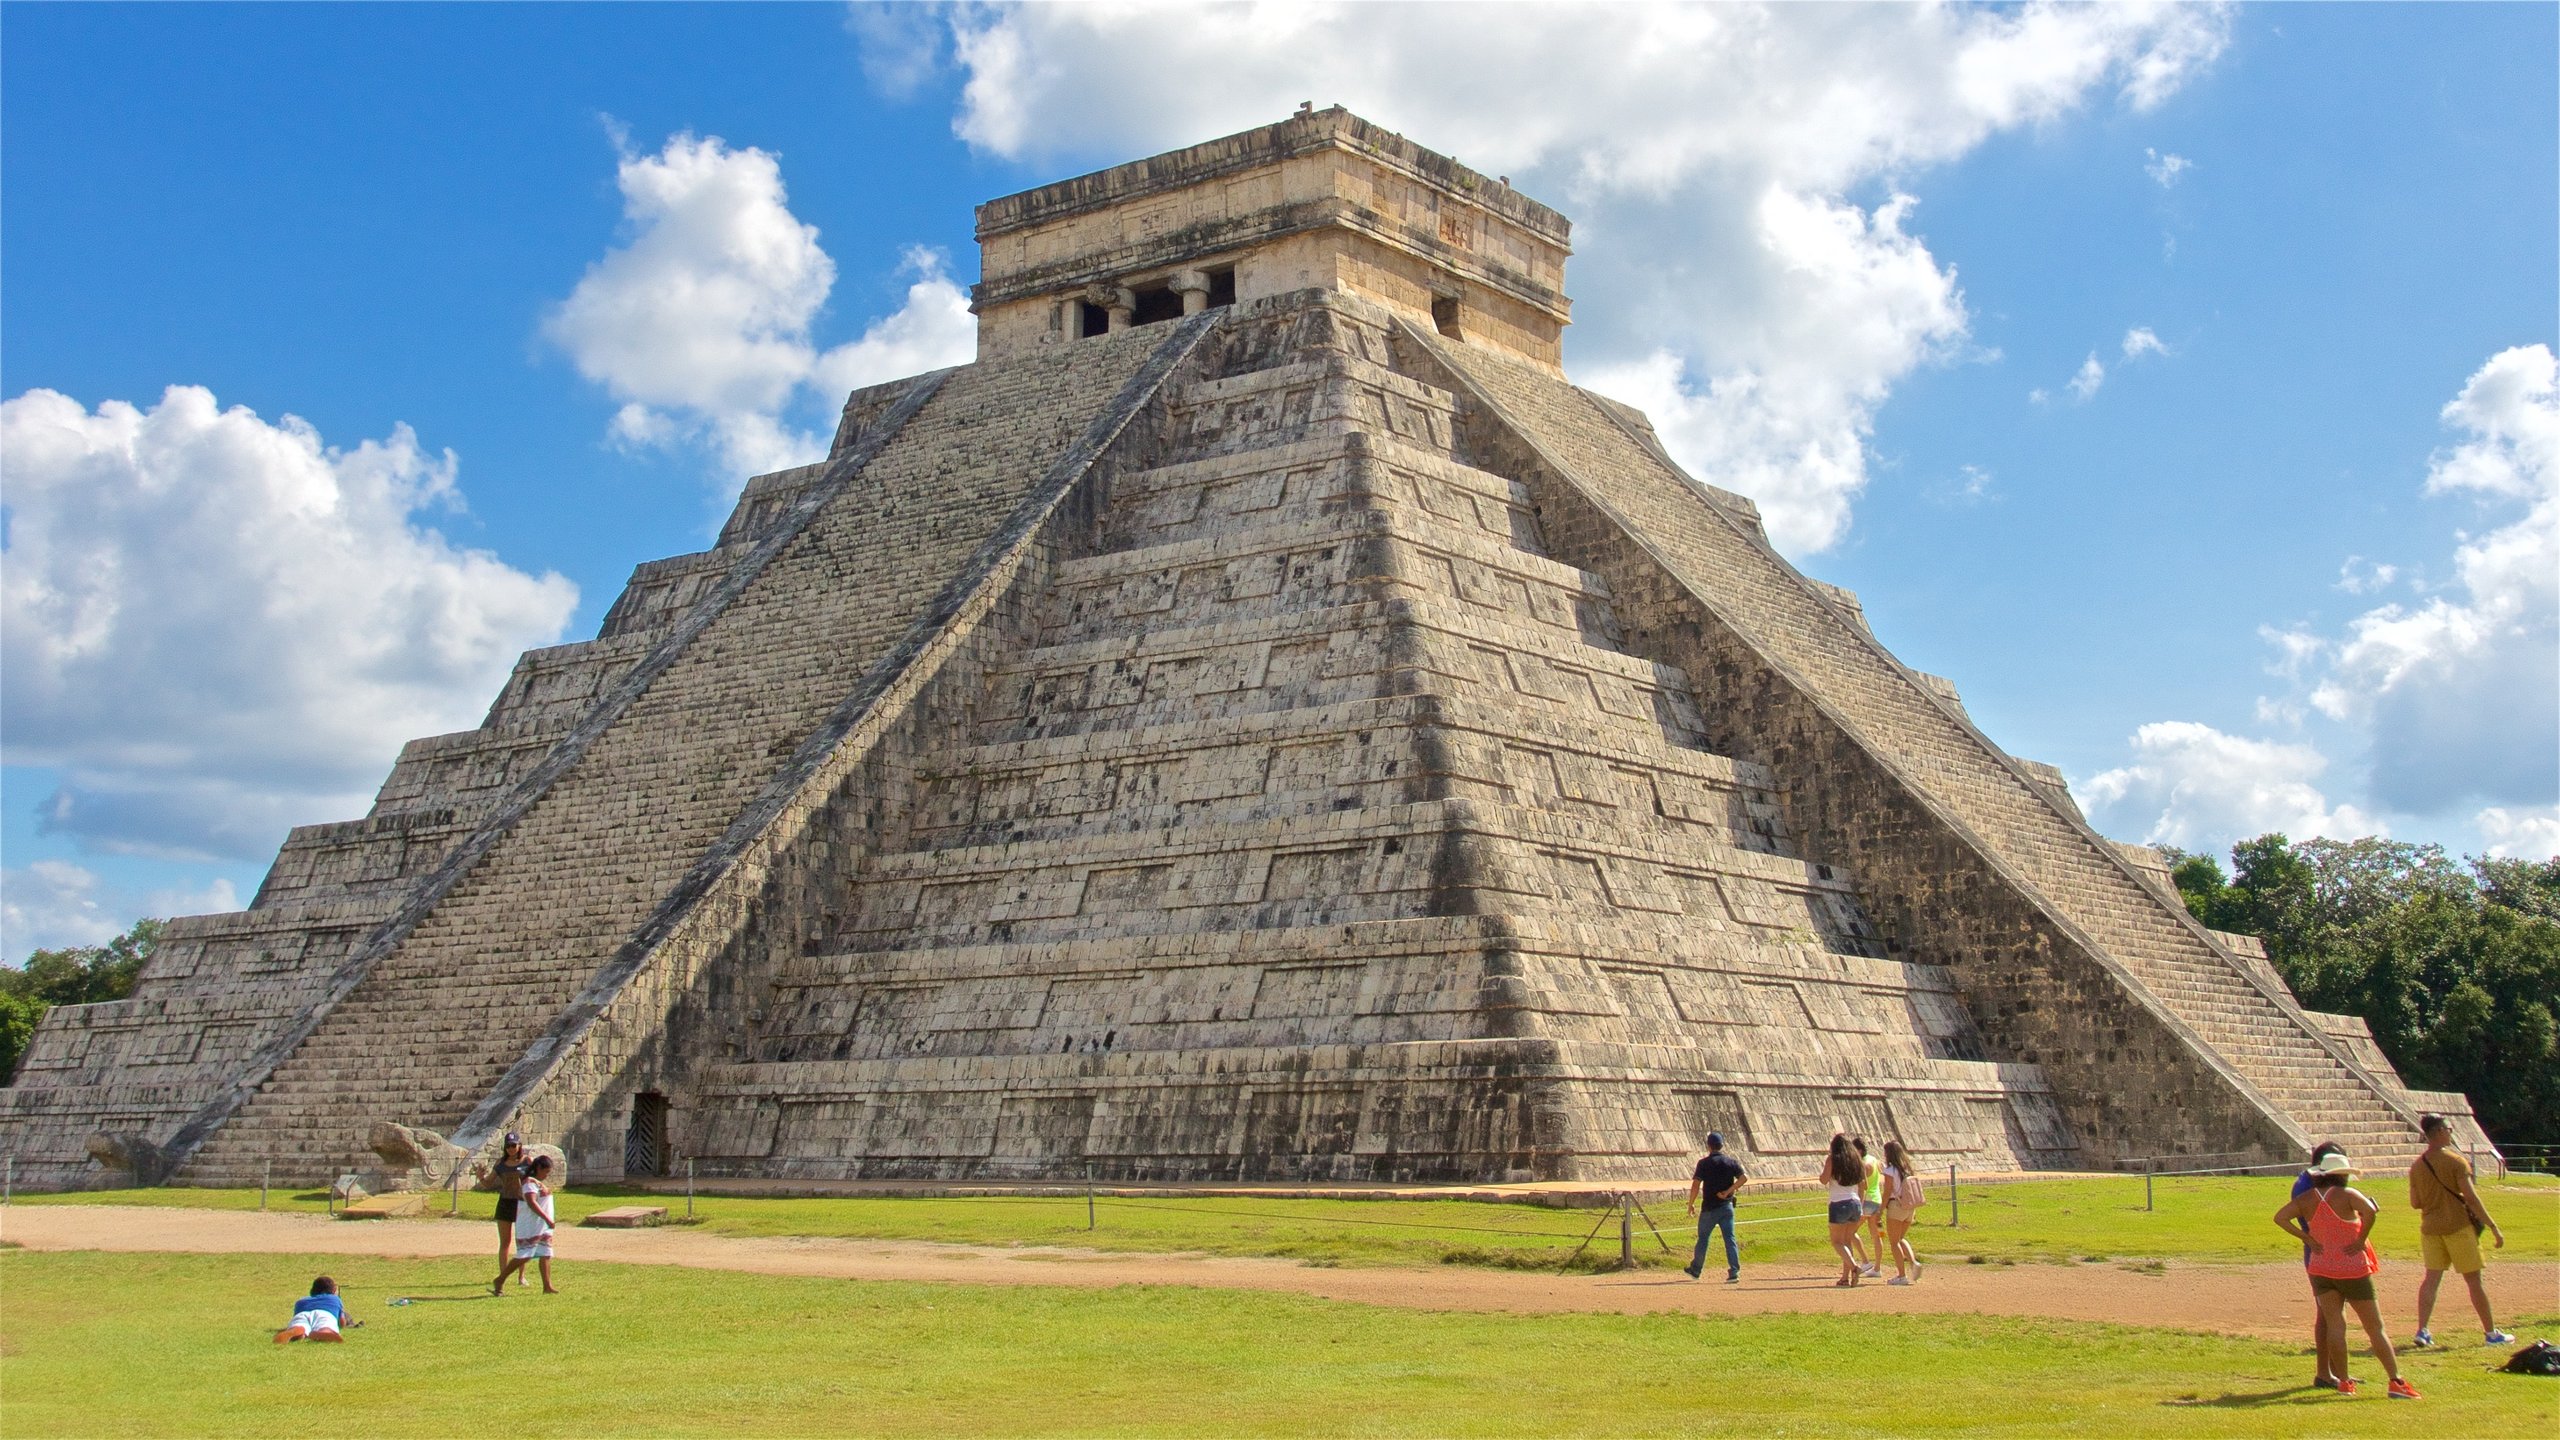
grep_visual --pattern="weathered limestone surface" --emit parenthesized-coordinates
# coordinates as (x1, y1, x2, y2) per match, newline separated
(1398, 324, 2428, 1168)
(1, 109, 2470, 1189)
(523, 292, 2082, 1182)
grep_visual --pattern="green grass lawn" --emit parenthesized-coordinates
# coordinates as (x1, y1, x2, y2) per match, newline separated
(2, 1250, 2552, 1437)
(16, 1173, 2553, 1274)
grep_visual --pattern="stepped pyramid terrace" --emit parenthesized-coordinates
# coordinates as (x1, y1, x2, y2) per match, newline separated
(0, 108, 2491, 1191)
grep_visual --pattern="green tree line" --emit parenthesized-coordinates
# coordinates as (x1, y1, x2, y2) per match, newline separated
(2164, 836, 2560, 1150)
(0, 918, 161, 1084)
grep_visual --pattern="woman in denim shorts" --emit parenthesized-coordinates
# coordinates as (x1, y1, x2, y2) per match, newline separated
(1819, 1133, 1868, 1288)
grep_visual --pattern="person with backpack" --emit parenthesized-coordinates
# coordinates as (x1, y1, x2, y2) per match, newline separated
(2407, 1113, 2511, 1349)
(2274, 1152, 2417, 1399)
(1820, 1133, 1868, 1288)
(1881, 1139, 1925, 1285)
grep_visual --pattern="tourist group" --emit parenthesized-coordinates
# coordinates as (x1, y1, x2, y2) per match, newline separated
(271, 1130, 561, 1344)
(1678, 1112, 2520, 1402)
(1681, 1129, 1929, 1287)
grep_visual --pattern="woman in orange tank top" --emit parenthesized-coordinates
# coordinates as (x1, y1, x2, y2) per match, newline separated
(2274, 1153, 2416, 1399)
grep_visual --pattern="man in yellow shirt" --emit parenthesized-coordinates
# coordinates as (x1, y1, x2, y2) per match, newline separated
(2407, 1113, 2511, 1349)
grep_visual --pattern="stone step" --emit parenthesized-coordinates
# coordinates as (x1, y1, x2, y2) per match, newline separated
(981, 593, 1715, 754)
(1100, 430, 1548, 560)
(905, 689, 1788, 858)
(1163, 353, 1460, 462)
(1035, 499, 1624, 650)
(1414, 331, 2423, 1156)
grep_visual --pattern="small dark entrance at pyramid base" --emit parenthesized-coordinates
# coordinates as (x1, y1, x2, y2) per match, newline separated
(624, 1092, 670, 1178)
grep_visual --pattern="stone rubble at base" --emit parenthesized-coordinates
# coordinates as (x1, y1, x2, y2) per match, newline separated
(0, 108, 2493, 1193)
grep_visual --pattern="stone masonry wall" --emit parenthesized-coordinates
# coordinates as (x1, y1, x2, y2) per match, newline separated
(1404, 323, 2422, 1167)
(500, 291, 2084, 1183)
(169, 330, 1181, 1186)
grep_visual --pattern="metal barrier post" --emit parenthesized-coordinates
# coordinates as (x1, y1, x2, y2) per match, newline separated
(1948, 1165, 1957, 1227)
(449, 1165, 461, 1216)
(1618, 1193, 1634, 1269)
(261, 1160, 270, 1211)
(4, 1155, 12, 1206)
(2146, 1159, 2155, 1213)
(686, 1158, 695, 1219)
(1086, 1164, 1096, 1231)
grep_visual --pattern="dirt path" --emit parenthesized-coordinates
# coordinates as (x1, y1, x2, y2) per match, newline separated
(8, 1205, 2551, 1341)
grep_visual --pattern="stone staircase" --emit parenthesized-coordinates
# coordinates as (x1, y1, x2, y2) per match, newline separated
(675, 293, 2077, 1181)
(169, 331, 1178, 1186)
(1410, 326, 2424, 1167)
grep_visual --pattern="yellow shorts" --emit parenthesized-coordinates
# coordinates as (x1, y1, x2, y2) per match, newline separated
(2421, 1227, 2484, 1274)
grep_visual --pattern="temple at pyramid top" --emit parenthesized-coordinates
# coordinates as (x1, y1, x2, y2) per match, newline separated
(972, 105, 1572, 370)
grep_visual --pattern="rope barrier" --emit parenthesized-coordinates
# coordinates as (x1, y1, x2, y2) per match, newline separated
(1093, 1196, 1603, 1243)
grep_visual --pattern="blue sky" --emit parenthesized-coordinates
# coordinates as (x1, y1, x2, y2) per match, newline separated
(4, 2, 2554, 957)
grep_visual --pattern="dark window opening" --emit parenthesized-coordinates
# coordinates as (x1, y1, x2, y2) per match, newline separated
(1207, 267, 1237, 308)
(1078, 301, 1111, 338)
(1131, 284, 1185, 326)
(1431, 295, 1463, 339)
(624, 1091, 669, 1177)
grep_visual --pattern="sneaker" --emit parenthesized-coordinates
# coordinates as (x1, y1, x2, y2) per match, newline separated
(1887, 1276, 1912, 1286)
(2410, 1329, 2435, 1349)
(2335, 1378, 2359, 1397)
(2485, 1330, 2514, 1346)
(1725, 1273, 1740, 1284)
(2311, 1377, 2340, 1391)
(1910, 1261, 1923, 1283)
(2388, 1379, 2420, 1401)
(1860, 1262, 1881, 1278)
(1682, 1267, 1701, 1280)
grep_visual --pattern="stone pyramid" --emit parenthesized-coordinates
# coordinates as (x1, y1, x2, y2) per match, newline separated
(2, 109, 2474, 1190)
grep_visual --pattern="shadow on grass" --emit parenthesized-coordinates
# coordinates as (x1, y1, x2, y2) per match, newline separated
(2162, 1386, 2333, 1409)
(385, 1284, 506, 1304)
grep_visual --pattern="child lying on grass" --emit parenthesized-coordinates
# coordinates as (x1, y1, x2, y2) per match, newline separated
(274, 1276, 359, 1343)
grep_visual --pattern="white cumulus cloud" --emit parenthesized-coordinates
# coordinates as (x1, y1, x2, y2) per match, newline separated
(897, 0, 2228, 552)
(2143, 148, 2191, 186)
(546, 133, 977, 492)
(2081, 721, 2380, 851)
(2039, 326, 2165, 407)
(2333, 556, 2399, 595)
(0, 860, 119, 956)
(2066, 352, 2108, 402)
(0, 386, 579, 861)
(0, 859, 240, 961)
(2305, 345, 2559, 813)
(2089, 345, 2559, 854)
(2474, 806, 2560, 860)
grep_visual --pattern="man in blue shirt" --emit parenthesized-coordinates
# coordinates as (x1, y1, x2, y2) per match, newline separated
(275, 1276, 351, 1344)
(1685, 1134, 1748, 1282)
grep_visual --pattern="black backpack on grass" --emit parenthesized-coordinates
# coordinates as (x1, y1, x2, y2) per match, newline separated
(2503, 1340, 2560, 1376)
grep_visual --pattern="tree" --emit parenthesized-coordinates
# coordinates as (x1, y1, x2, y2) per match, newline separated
(2475, 855, 2560, 921)
(2181, 834, 2560, 1150)
(0, 918, 162, 1084)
